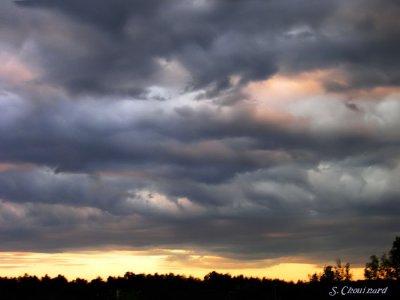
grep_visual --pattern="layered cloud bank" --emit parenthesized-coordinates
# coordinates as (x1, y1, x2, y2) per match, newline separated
(0, 0, 400, 270)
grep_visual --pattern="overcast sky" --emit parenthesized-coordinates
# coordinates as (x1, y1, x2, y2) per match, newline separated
(1, 0, 400, 271)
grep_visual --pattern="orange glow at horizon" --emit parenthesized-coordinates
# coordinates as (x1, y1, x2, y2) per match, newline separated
(0, 251, 364, 282)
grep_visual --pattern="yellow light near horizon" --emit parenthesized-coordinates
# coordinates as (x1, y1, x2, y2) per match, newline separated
(0, 251, 164, 280)
(0, 251, 364, 282)
(259, 263, 364, 282)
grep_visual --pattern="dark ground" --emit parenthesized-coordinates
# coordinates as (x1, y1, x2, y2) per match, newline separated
(0, 272, 399, 300)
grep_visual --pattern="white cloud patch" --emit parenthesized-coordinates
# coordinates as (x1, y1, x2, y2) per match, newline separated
(308, 161, 400, 204)
(122, 190, 205, 216)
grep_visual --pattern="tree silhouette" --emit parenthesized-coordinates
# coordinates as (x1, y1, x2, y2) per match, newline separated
(308, 260, 352, 283)
(2, 240, 400, 299)
(389, 236, 400, 280)
(365, 255, 380, 280)
(333, 259, 352, 281)
(364, 236, 400, 280)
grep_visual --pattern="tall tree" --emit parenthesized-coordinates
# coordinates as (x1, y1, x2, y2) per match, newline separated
(364, 236, 400, 280)
(389, 236, 400, 280)
(364, 255, 380, 280)
(309, 260, 352, 283)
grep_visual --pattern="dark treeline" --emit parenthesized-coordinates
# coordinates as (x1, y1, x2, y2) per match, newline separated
(1, 272, 399, 300)
(1, 237, 400, 300)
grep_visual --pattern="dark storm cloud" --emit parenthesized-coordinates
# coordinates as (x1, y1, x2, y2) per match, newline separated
(0, 0, 400, 266)
(1, 164, 398, 263)
(276, 0, 400, 90)
(0, 167, 143, 214)
(0, 95, 291, 180)
(0, 136, 399, 264)
(1, 92, 397, 184)
(1, 86, 400, 261)
(9, 0, 400, 97)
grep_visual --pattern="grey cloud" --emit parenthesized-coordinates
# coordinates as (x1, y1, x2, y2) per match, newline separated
(2, 92, 397, 184)
(9, 0, 400, 97)
(4, 0, 328, 96)
(0, 0, 400, 266)
(0, 159, 399, 264)
(0, 168, 146, 214)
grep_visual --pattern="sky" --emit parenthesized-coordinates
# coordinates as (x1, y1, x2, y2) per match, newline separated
(0, 0, 400, 281)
